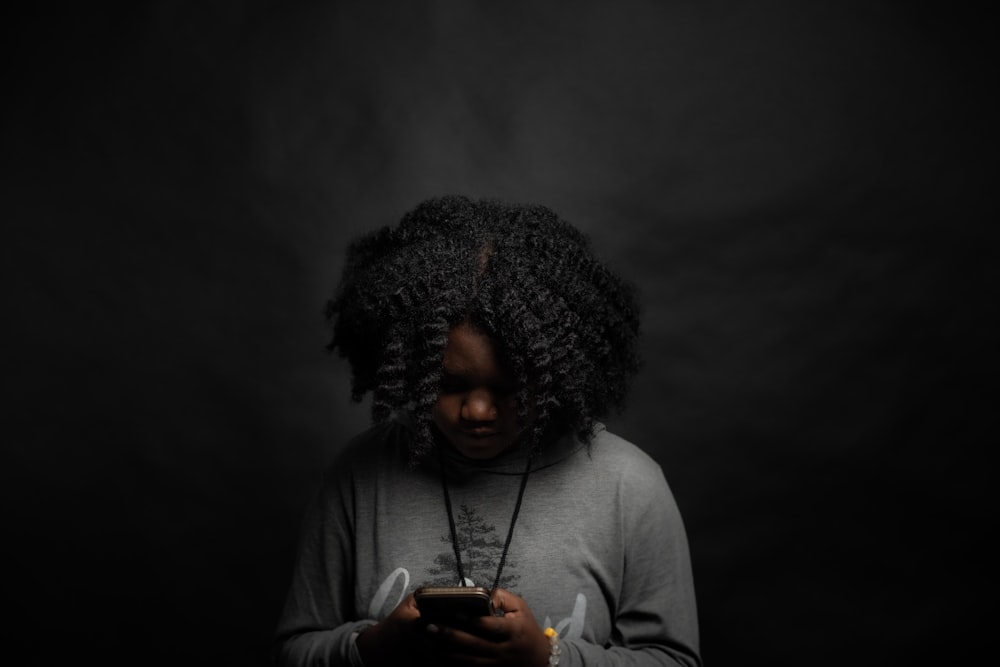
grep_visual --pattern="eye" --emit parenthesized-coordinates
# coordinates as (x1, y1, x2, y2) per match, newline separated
(439, 374, 468, 394)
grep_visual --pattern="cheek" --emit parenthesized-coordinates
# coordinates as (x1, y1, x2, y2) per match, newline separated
(498, 397, 524, 426)
(431, 395, 456, 427)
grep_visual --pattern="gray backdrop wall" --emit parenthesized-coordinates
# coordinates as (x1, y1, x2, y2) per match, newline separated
(4, 1, 993, 665)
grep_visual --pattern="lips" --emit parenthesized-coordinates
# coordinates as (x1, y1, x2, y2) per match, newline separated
(462, 428, 500, 439)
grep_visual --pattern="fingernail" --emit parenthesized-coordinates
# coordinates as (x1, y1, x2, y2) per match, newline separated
(426, 623, 439, 634)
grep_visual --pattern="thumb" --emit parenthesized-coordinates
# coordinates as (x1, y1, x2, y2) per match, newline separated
(491, 588, 524, 615)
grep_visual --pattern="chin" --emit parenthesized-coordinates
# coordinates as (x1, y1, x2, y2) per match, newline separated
(453, 437, 514, 460)
(455, 445, 504, 460)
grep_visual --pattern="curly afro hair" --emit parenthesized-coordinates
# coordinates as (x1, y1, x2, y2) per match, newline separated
(326, 195, 641, 461)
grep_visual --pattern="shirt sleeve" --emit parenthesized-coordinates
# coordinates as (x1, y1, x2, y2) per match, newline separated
(273, 460, 375, 666)
(559, 458, 702, 667)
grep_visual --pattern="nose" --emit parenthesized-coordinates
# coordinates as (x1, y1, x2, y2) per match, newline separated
(461, 388, 498, 422)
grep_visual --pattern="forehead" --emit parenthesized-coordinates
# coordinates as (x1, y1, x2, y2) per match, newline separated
(441, 322, 505, 377)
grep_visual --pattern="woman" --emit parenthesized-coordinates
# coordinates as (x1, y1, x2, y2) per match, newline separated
(274, 196, 701, 666)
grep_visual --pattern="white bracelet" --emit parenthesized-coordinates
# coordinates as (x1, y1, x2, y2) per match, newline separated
(544, 627, 562, 666)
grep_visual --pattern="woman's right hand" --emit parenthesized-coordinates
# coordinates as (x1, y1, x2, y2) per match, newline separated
(354, 593, 428, 666)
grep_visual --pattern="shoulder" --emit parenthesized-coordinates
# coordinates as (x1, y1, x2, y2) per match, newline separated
(583, 427, 684, 513)
(312, 419, 418, 519)
(324, 418, 415, 484)
(587, 426, 666, 484)
(585, 428, 689, 534)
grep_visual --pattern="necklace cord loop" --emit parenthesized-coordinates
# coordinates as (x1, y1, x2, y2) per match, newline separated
(439, 449, 534, 593)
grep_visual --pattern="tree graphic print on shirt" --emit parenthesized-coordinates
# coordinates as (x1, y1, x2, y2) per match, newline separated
(425, 503, 521, 591)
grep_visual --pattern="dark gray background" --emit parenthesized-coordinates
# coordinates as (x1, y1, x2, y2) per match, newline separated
(3, 1, 993, 665)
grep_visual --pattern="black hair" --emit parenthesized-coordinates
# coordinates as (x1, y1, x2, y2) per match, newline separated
(326, 195, 641, 461)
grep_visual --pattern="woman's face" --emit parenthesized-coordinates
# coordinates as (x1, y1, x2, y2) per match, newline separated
(432, 321, 527, 460)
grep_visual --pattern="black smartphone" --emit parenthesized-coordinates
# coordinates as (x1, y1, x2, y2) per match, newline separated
(414, 586, 496, 623)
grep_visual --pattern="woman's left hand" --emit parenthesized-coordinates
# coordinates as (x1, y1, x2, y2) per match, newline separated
(424, 587, 551, 666)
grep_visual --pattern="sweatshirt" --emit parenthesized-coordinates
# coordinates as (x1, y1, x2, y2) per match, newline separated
(274, 419, 701, 666)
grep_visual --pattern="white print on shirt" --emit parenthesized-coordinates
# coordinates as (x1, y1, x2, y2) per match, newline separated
(367, 567, 587, 640)
(543, 592, 587, 640)
(368, 567, 410, 619)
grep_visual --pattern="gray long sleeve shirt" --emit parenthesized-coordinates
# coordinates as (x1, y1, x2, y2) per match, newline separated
(274, 420, 701, 666)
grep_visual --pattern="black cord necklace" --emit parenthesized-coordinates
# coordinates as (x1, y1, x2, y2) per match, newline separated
(439, 448, 534, 592)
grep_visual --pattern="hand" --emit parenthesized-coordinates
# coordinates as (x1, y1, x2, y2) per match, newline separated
(423, 588, 550, 667)
(355, 593, 432, 666)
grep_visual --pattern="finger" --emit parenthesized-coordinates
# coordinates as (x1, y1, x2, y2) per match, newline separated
(458, 618, 507, 642)
(491, 587, 524, 615)
(492, 588, 536, 624)
(426, 622, 500, 656)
